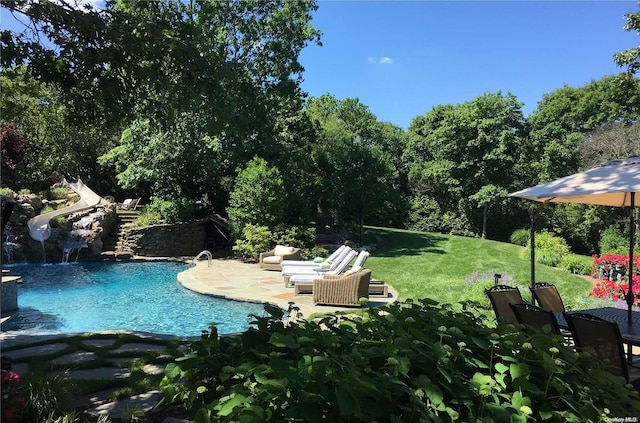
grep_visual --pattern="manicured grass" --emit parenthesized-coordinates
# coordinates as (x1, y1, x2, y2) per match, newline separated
(362, 226, 595, 310)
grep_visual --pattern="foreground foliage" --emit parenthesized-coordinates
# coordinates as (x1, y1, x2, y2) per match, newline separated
(161, 301, 640, 422)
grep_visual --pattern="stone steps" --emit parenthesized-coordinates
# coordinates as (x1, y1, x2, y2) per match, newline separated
(100, 213, 139, 260)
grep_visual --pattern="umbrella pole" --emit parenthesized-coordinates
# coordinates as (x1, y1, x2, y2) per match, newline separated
(629, 192, 636, 326)
(529, 209, 537, 304)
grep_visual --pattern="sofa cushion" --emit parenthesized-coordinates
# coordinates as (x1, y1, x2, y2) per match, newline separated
(273, 245, 295, 256)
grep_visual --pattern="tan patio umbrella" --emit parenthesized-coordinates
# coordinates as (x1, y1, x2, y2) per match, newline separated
(509, 156, 640, 324)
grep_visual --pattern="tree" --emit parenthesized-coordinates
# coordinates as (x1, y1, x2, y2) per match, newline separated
(523, 75, 640, 253)
(579, 121, 640, 168)
(526, 74, 640, 184)
(226, 157, 286, 239)
(404, 92, 526, 238)
(305, 94, 406, 238)
(0, 67, 121, 193)
(0, 122, 27, 189)
(614, 4, 640, 73)
(2, 0, 321, 205)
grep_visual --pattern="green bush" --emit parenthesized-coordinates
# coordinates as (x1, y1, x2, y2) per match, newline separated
(227, 157, 286, 238)
(301, 246, 329, 261)
(131, 210, 163, 228)
(160, 300, 640, 422)
(559, 254, 592, 275)
(18, 189, 30, 195)
(0, 187, 15, 196)
(134, 197, 195, 225)
(48, 187, 69, 200)
(17, 372, 76, 423)
(271, 224, 316, 249)
(38, 205, 66, 228)
(599, 225, 629, 256)
(406, 195, 442, 233)
(232, 224, 272, 262)
(509, 229, 530, 246)
(525, 231, 570, 267)
(232, 224, 316, 262)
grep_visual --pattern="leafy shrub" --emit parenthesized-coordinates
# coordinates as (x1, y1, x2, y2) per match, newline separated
(301, 246, 329, 261)
(48, 187, 69, 200)
(406, 195, 442, 233)
(161, 300, 640, 422)
(509, 228, 530, 246)
(558, 254, 592, 275)
(524, 231, 570, 267)
(18, 189, 30, 195)
(441, 211, 476, 237)
(271, 224, 315, 248)
(599, 225, 629, 256)
(39, 205, 66, 228)
(0, 187, 15, 196)
(144, 197, 195, 224)
(17, 372, 76, 423)
(232, 224, 272, 262)
(591, 253, 635, 280)
(232, 224, 316, 262)
(535, 248, 563, 267)
(227, 157, 286, 238)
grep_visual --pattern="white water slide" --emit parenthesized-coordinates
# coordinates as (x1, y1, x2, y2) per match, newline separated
(27, 178, 102, 241)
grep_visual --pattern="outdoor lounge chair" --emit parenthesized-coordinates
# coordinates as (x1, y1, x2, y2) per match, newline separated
(281, 245, 351, 276)
(485, 285, 523, 326)
(281, 245, 348, 269)
(118, 198, 141, 210)
(509, 303, 562, 335)
(531, 282, 566, 312)
(312, 269, 372, 307)
(288, 249, 365, 287)
(259, 245, 302, 271)
(563, 312, 640, 390)
(282, 247, 355, 286)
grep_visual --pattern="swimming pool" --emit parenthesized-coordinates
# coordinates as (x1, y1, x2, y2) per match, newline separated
(2, 261, 266, 337)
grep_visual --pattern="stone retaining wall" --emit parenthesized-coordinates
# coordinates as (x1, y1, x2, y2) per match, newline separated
(122, 223, 207, 257)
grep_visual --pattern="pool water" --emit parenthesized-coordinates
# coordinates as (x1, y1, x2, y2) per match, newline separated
(2, 262, 266, 337)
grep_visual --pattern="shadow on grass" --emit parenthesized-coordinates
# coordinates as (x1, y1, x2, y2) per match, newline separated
(365, 227, 448, 257)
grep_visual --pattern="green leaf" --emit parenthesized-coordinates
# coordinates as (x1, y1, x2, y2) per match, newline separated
(336, 386, 356, 416)
(509, 363, 530, 380)
(494, 362, 509, 374)
(164, 363, 182, 379)
(269, 332, 299, 348)
(511, 390, 522, 408)
(194, 407, 212, 423)
(218, 393, 248, 417)
(425, 385, 444, 405)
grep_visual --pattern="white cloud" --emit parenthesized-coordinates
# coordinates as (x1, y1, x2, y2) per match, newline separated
(368, 56, 394, 65)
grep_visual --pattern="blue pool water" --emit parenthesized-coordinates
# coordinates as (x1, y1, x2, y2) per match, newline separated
(2, 262, 266, 337)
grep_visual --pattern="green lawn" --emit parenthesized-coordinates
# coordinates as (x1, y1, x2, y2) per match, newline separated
(362, 226, 595, 310)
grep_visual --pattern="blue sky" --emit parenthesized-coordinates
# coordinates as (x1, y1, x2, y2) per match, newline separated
(299, 1, 640, 129)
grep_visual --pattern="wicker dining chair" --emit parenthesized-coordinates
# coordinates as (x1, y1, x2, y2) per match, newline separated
(563, 312, 640, 389)
(509, 303, 561, 335)
(485, 285, 523, 326)
(531, 282, 566, 312)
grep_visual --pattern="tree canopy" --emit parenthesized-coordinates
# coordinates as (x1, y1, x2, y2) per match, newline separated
(2, 0, 640, 255)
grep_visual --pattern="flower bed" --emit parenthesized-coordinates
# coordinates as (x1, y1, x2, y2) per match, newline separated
(590, 253, 640, 305)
